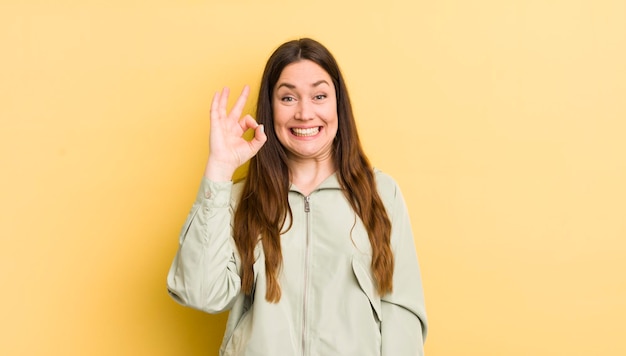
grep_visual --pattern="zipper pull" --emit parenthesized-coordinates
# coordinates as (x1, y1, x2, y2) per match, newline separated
(304, 196, 310, 213)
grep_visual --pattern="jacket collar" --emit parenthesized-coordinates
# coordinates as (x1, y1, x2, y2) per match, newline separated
(289, 172, 342, 194)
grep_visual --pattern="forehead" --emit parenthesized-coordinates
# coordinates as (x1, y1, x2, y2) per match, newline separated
(276, 60, 333, 86)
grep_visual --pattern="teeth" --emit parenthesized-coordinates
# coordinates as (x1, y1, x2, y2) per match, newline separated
(291, 127, 320, 136)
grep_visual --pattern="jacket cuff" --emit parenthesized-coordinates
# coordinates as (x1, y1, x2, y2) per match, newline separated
(195, 177, 233, 208)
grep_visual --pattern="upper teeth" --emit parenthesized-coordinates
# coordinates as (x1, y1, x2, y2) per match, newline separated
(292, 127, 319, 136)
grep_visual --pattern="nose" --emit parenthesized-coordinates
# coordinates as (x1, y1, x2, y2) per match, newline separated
(295, 100, 314, 120)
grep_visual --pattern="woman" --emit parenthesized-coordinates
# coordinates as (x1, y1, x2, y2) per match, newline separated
(167, 38, 427, 355)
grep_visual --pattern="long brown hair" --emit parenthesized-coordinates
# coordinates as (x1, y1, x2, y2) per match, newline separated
(233, 38, 393, 302)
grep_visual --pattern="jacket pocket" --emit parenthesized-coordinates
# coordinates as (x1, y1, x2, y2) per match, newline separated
(351, 257, 383, 322)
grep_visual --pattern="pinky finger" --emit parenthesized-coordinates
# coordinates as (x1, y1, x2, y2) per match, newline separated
(210, 91, 220, 120)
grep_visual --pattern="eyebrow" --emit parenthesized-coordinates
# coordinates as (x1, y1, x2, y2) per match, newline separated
(276, 80, 330, 90)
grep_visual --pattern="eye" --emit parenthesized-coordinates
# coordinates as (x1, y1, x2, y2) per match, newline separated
(281, 96, 295, 102)
(314, 94, 327, 100)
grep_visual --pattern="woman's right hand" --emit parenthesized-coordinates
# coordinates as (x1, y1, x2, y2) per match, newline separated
(204, 85, 267, 181)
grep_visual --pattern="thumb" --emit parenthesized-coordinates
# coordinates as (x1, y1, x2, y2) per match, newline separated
(249, 124, 267, 152)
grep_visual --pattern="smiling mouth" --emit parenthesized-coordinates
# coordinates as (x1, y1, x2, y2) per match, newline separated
(291, 127, 320, 137)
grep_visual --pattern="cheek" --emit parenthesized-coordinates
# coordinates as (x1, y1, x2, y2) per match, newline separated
(273, 106, 291, 126)
(322, 102, 338, 124)
(325, 110, 339, 128)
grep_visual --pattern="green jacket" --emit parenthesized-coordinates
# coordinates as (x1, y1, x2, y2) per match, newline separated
(167, 170, 427, 355)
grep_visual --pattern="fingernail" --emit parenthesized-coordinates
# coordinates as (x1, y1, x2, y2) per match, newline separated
(259, 124, 264, 133)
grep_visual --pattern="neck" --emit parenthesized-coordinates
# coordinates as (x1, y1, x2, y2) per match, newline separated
(287, 156, 335, 196)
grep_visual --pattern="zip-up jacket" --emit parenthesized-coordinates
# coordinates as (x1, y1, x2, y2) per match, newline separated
(167, 170, 427, 355)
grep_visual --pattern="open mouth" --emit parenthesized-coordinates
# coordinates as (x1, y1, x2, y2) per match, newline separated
(291, 127, 320, 137)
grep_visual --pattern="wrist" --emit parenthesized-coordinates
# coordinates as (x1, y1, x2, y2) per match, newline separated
(204, 158, 237, 182)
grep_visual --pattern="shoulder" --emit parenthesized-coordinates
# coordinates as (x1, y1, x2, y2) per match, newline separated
(231, 179, 246, 207)
(373, 169, 412, 228)
(373, 168, 401, 199)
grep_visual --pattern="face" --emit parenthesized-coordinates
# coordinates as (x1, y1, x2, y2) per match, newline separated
(272, 60, 338, 164)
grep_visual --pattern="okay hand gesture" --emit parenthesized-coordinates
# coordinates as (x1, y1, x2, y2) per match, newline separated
(204, 86, 267, 181)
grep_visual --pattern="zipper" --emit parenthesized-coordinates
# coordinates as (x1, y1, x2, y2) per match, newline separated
(301, 195, 311, 355)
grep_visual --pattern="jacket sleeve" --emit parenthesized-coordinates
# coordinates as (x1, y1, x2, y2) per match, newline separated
(381, 179, 428, 355)
(166, 178, 242, 314)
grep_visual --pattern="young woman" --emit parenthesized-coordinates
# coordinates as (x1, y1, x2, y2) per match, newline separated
(167, 38, 427, 355)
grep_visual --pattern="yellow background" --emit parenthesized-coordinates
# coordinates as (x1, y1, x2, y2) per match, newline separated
(1, 0, 625, 355)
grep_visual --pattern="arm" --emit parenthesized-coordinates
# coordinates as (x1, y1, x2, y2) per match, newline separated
(166, 178, 241, 313)
(167, 86, 266, 313)
(381, 180, 428, 355)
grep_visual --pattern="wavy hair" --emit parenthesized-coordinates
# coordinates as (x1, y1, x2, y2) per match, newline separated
(233, 38, 393, 302)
